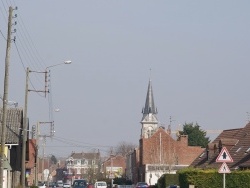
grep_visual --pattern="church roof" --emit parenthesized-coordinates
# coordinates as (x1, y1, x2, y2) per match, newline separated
(142, 79, 157, 115)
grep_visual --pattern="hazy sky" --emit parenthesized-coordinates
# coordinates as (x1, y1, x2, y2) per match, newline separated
(1, 1, 250, 157)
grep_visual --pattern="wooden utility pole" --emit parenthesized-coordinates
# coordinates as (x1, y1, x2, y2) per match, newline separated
(21, 67, 29, 187)
(0, 6, 13, 188)
(34, 122, 40, 186)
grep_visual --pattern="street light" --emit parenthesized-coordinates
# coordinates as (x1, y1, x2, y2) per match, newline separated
(45, 60, 72, 136)
(46, 60, 72, 70)
(22, 60, 72, 187)
(45, 60, 72, 98)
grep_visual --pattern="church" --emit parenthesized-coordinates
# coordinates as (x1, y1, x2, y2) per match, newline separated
(126, 79, 204, 185)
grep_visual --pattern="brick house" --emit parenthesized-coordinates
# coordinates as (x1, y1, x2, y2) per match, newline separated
(191, 122, 250, 170)
(101, 155, 126, 179)
(25, 139, 37, 186)
(126, 80, 204, 185)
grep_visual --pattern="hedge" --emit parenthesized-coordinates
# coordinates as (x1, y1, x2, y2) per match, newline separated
(158, 168, 250, 188)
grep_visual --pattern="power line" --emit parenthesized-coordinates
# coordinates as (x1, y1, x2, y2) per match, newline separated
(53, 136, 113, 148)
(0, 30, 6, 40)
(14, 42, 44, 97)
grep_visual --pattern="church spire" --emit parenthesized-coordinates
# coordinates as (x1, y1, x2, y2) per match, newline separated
(140, 78, 158, 139)
(142, 79, 157, 115)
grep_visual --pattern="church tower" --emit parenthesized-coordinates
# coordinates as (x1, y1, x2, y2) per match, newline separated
(140, 79, 158, 138)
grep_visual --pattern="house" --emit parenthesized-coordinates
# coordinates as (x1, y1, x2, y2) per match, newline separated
(0, 107, 24, 188)
(101, 155, 126, 179)
(191, 122, 250, 170)
(126, 148, 139, 183)
(126, 79, 204, 185)
(34, 154, 59, 184)
(25, 139, 37, 186)
(64, 151, 101, 184)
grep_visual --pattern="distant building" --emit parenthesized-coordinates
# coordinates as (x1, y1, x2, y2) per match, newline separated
(26, 139, 37, 186)
(101, 155, 126, 179)
(65, 151, 101, 183)
(126, 79, 204, 185)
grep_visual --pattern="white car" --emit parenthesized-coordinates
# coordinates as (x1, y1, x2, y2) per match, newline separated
(95, 181, 107, 188)
(38, 182, 46, 188)
(63, 183, 71, 188)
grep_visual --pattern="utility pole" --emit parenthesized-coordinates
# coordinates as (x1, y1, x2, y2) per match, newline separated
(34, 122, 40, 186)
(21, 69, 49, 187)
(23, 61, 72, 187)
(0, 6, 13, 188)
(21, 67, 29, 187)
(41, 136, 46, 182)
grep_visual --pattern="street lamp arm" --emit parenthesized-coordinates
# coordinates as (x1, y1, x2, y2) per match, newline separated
(44, 60, 72, 98)
(45, 60, 72, 70)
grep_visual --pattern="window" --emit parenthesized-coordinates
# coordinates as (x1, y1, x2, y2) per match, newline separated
(245, 147, 250, 153)
(236, 147, 242, 153)
(199, 153, 205, 158)
(76, 168, 81, 174)
(84, 160, 88, 165)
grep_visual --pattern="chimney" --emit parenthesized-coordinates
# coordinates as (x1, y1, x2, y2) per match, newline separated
(179, 135, 188, 146)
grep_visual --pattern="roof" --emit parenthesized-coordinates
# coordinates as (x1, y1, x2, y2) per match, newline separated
(142, 80, 157, 116)
(0, 108, 23, 144)
(190, 122, 250, 169)
(69, 152, 100, 160)
(141, 79, 158, 124)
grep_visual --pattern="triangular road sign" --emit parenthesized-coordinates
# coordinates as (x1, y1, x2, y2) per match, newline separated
(216, 147, 233, 163)
(218, 162, 231, 173)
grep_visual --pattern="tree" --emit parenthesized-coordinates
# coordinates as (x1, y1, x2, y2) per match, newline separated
(114, 141, 138, 157)
(50, 155, 57, 164)
(179, 122, 210, 147)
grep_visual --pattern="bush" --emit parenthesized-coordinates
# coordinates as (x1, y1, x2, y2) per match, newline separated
(177, 168, 250, 188)
(29, 186, 38, 188)
(157, 174, 179, 188)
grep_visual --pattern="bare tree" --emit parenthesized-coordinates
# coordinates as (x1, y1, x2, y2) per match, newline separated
(114, 141, 137, 157)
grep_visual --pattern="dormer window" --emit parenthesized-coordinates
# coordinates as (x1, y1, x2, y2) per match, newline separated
(236, 147, 242, 153)
(199, 153, 205, 158)
(245, 147, 250, 154)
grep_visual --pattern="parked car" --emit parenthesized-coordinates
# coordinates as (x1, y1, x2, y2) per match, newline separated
(38, 182, 46, 188)
(63, 183, 71, 188)
(94, 181, 107, 188)
(87, 183, 94, 188)
(167, 186, 179, 188)
(57, 180, 64, 187)
(135, 182, 148, 188)
(48, 182, 57, 188)
(72, 179, 87, 188)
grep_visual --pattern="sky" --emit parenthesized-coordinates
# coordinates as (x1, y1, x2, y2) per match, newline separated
(1, 1, 250, 158)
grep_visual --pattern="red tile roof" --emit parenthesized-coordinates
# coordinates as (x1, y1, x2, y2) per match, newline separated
(191, 122, 250, 170)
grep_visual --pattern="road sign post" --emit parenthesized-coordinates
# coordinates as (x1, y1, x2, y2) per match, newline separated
(216, 147, 233, 163)
(216, 147, 233, 188)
